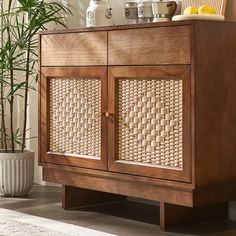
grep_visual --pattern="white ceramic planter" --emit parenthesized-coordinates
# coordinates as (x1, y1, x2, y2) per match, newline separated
(0, 151, 34, 197)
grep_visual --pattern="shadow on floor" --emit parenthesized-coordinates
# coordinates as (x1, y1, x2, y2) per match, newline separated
(71, 200, 236, 236)
(1, 185, 236, 236)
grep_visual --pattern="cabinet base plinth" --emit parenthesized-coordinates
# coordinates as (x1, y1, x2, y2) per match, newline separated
(61, 185, 228, 230)
(62, 185, 126, 210)
(160, 202, 228, 231)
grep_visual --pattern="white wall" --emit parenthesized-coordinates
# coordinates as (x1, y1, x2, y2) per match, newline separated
(226, 0, 236, 21)
(68, 0, 127, 27)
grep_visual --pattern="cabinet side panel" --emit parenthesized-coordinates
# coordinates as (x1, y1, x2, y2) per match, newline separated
(194, 21, 236, 188)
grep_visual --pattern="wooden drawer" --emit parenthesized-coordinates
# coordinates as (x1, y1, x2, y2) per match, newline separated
(108, 26, 191, 65)
(41, 32, 107, 66)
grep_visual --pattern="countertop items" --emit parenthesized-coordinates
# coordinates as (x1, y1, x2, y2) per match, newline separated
(86, 0, 228, 26)
(173, 0, 227, 21)
(152, 0, 177, 22)
(138, 0, 153, 23)
(181, 0, 227, 15)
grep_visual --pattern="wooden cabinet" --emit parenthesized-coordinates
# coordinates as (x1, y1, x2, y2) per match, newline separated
(39, 21, 236, 230)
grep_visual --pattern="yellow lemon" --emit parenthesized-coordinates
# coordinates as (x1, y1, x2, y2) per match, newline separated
(198, 5, 217, 14)
(184, 6, 198, 15)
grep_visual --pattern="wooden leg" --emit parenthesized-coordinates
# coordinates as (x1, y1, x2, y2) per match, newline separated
(62, 185, 126, 210)
(160, 202, 228, 231)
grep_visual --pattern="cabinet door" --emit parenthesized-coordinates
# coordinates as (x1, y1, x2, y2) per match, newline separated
(108, 66, 191, 182)
(40, 67, 107, 170)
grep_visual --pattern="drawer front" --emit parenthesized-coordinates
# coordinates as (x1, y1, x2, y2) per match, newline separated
(41, 32, 107, 66)
(108, 26, 191, 65)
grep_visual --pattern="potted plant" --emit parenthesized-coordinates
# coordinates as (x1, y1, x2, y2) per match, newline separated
(0, 0, 70, 197)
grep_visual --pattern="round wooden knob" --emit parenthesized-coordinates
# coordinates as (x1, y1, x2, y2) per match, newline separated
(103, 112, 112, 118)
(105, 112, 110, 118)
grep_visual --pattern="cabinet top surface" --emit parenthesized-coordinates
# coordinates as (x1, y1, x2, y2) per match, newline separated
(39, 20, 235, 35)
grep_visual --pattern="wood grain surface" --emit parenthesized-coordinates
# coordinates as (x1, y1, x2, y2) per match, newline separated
(193, 21, 236, 188)
(41, 32, 107, 66)
(108, 26, 191, 65)
(44, 167, 194, 207)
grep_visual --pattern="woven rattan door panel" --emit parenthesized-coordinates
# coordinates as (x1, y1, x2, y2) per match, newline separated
(108, 66, 191, 182)
(40, 67, 107, 170)
(49, 78, 101, 156)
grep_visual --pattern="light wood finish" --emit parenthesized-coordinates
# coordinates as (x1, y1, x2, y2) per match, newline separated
(62, 185, 125, 210)
(160, 202, 228, 230)
(108, 66, 191, 182)
(41, 32, 107, 66)
(108, 26, 191, 65)
(40, 67, 108, 170)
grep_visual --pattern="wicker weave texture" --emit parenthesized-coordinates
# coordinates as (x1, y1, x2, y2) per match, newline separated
(181, 0, 226, 15)
(49, 77, 101, 157)
(118, 79, 183, 169)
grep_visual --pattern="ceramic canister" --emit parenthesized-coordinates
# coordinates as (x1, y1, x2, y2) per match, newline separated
(86, 0, 113, 27)
(152, 0, 177, 22)
(125, 1, 139, 24)
(138, 0, 153, 23)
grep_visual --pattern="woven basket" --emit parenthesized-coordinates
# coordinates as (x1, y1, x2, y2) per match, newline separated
(181, 0, 227, 15)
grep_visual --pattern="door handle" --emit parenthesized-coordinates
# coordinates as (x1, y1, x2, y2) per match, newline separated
(102, 112, 113, 118)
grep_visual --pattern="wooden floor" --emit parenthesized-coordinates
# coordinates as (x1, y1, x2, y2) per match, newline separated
(1, 185, 236, 235)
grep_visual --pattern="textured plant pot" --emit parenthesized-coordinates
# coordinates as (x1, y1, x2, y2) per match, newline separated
(0, 151, 34, 197)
